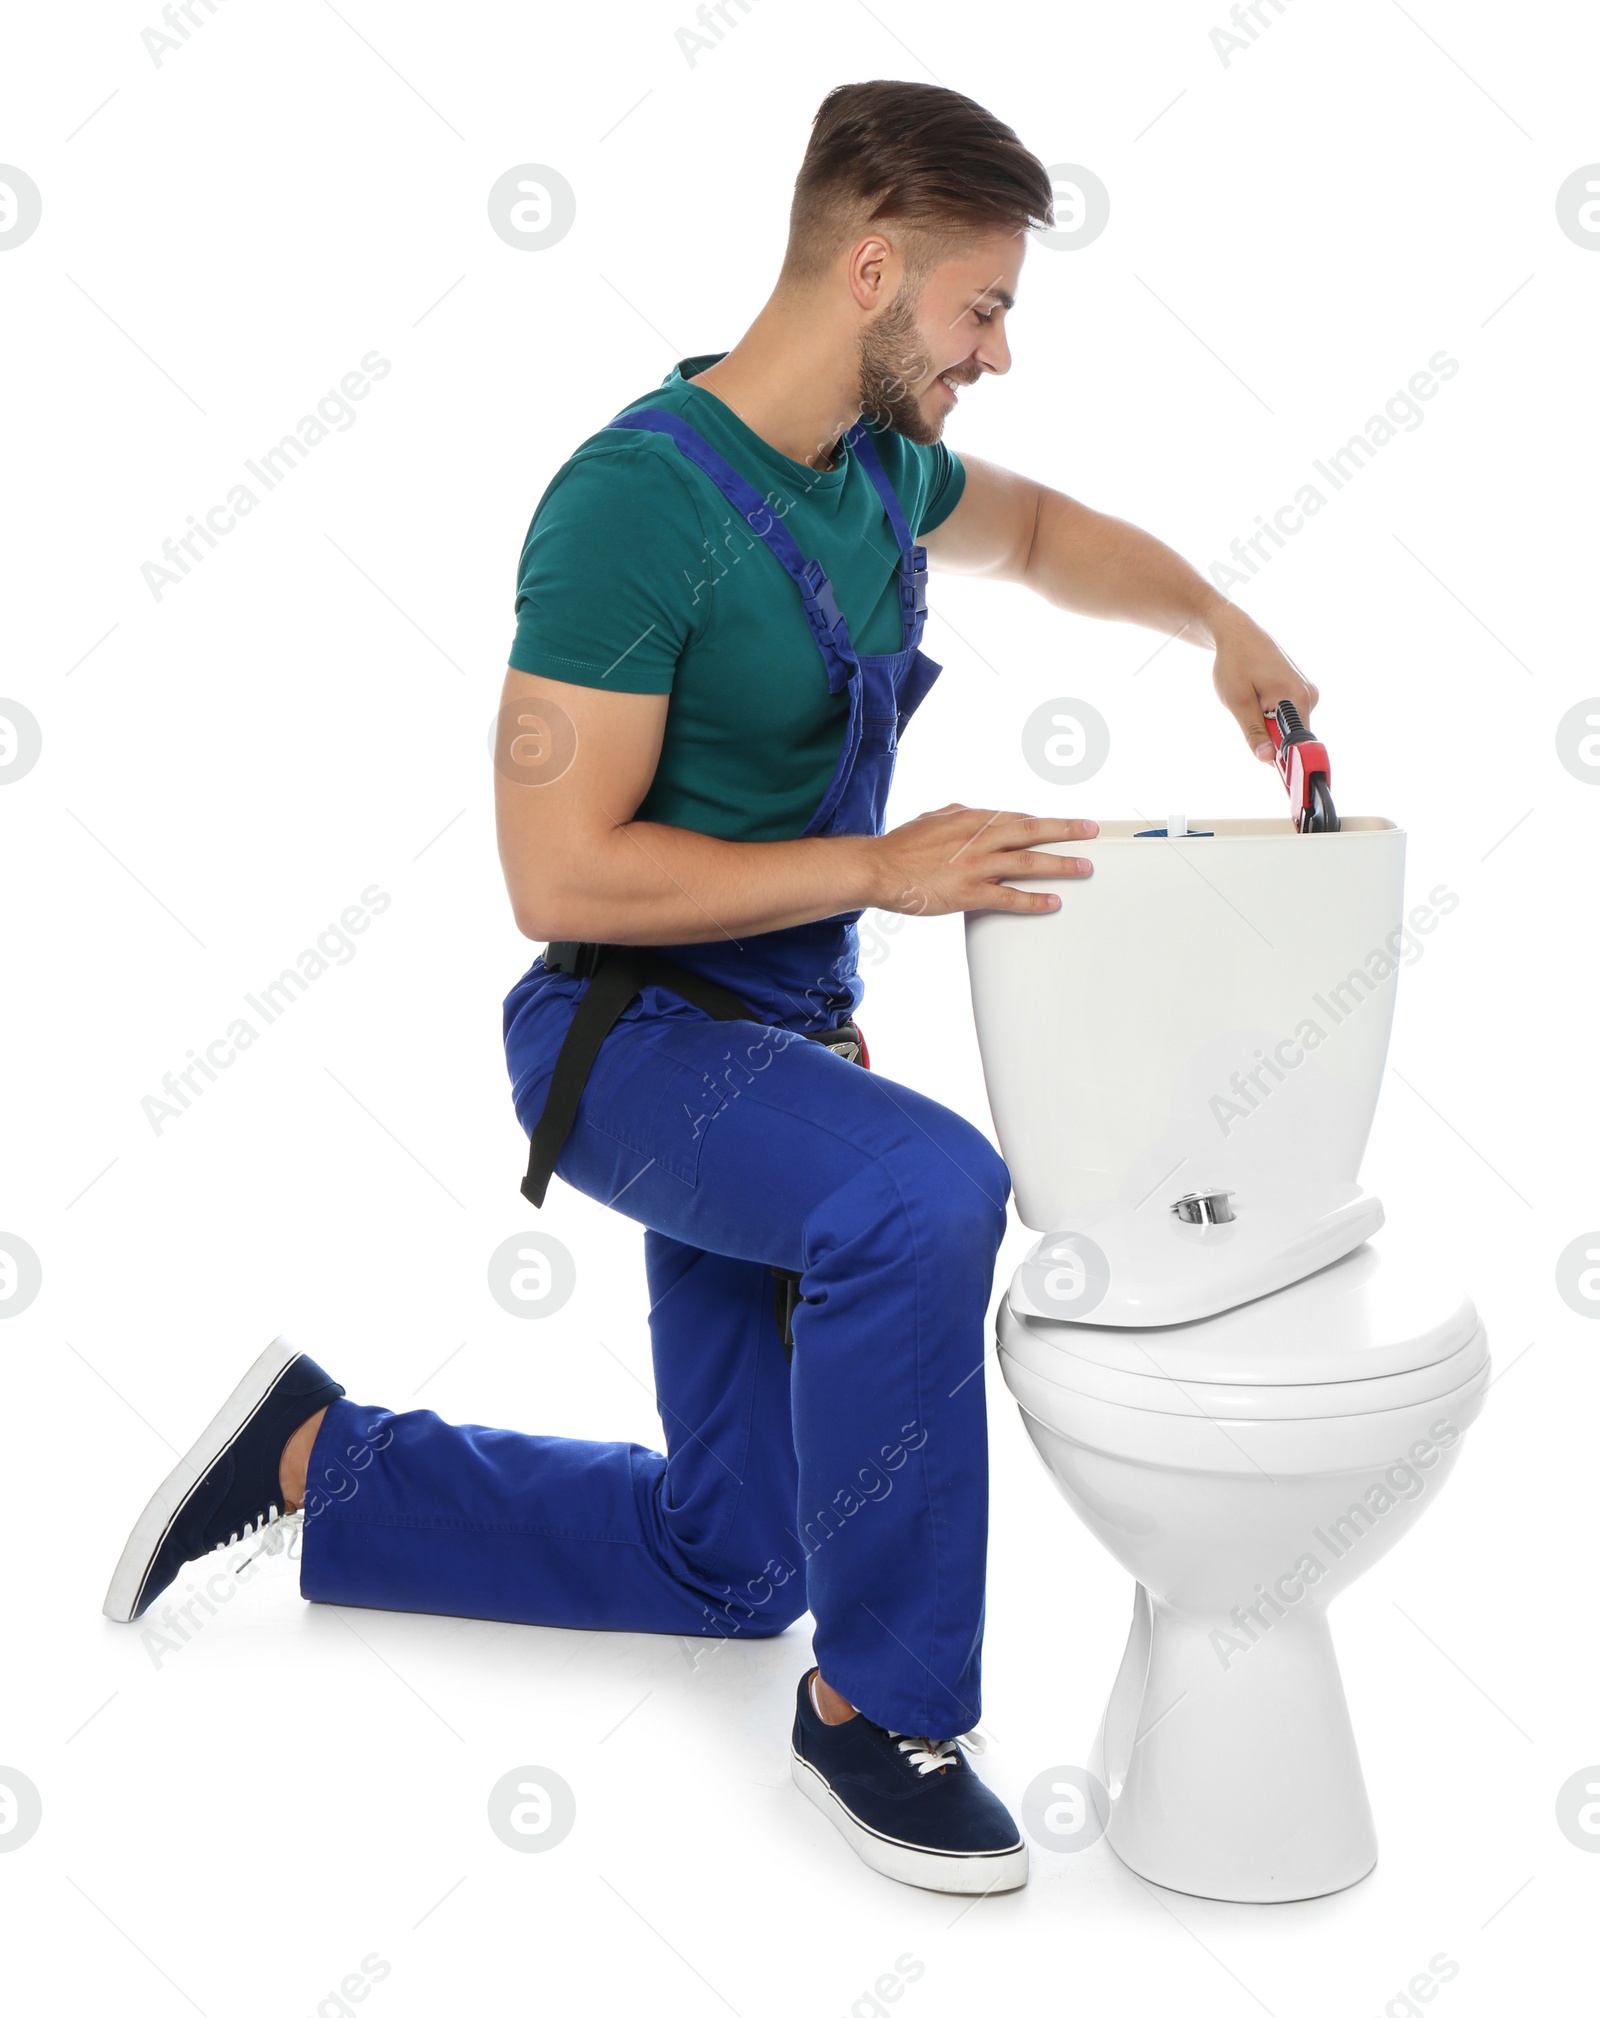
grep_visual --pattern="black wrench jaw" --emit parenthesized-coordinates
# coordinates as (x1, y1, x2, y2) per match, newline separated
(1268, 700, 1340, 833)
(1304, 774, 1340, 834)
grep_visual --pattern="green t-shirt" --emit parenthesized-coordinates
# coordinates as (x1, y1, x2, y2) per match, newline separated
(508, 353, 965, 841)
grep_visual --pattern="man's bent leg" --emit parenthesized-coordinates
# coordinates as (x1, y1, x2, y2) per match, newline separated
(297, 1227, 807, 1638)
(782, 1117, 1005, 1741)
(641, 1233, 805, 1643)
(545, 1013, 1011, 1742)
(299, 1006, 1009, 1721)
(297, 1284, 805, 1637)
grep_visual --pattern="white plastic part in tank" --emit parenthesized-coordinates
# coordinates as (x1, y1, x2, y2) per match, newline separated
(964, 817, 1408, 1325)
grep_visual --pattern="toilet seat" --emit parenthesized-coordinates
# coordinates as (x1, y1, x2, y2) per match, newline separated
(997, 1242, 1486, 1424)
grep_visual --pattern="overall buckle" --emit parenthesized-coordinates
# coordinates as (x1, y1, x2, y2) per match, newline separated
(543, 941, 605, 980)
(908, 548, 929, 617)
(799, 559, 846, 640)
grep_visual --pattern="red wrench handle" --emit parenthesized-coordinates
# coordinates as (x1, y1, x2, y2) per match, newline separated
(1264, 702, 1334, 832)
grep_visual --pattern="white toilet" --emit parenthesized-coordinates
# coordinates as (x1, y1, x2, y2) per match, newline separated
(966, 817, 1489, 1903)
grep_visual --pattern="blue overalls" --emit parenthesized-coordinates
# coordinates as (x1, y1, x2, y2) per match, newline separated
(298, 411, 1011, 1740)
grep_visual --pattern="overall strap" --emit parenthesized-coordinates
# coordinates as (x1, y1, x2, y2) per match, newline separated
(607, 408, 858, 692)
(843, 420, 929, 636)
(843, 421, 914, 557)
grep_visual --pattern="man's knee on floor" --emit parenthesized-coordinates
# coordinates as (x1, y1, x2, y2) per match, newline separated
(693, 1553, 810, 1640)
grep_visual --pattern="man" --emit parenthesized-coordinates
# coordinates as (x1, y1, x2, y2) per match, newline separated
(105, 80, 1316, 1894)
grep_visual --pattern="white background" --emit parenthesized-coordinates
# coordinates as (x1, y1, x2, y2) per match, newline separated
(2, 0, 1596, 2012)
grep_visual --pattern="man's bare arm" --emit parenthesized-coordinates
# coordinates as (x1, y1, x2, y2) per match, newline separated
(924, 455, 1319, 760)
(493, 668, 1096, 944)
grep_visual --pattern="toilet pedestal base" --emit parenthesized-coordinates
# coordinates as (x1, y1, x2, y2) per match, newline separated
(1090, 1583, 1378, 1903)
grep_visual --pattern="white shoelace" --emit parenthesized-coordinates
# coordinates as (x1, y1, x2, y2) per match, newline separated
(224, 1505, 305, 1573)
(888, 1729, 987, 1775)
(807, 1674, 990, 1772)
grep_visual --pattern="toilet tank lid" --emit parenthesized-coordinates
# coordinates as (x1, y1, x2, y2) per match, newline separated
(1018, 1242, 1481, 1386)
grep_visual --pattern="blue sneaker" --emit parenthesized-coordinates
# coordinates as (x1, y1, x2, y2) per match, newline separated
(102, 1338, 344, 1623)
(790, 1669, 1028, 1893)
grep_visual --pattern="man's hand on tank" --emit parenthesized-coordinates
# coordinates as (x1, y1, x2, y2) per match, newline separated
(872, 807, 1098, 918)
(1205, 603, 1319, 763)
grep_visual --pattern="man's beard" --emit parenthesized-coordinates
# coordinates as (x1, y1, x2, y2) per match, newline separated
(856, 285, 943, 445)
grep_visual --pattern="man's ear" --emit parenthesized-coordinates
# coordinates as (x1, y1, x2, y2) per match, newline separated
(848, 234, 894, 309)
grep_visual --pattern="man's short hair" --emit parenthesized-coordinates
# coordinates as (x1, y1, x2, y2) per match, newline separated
(782, 80, 1055, 286)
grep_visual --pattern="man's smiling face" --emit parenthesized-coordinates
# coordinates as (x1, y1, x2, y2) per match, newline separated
(856, 228, 1027, 445)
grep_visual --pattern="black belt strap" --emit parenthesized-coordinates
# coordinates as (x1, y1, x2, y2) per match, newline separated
(522, 943, 757, 1208)
(523, 941, 866, 1363)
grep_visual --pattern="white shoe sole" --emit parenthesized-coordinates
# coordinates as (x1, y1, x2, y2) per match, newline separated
(101, 1336, 305, 1623)
(791, 1749, 1029, 1895)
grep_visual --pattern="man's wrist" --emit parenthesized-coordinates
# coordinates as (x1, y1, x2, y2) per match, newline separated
(1193, 592, 1257, 649)
(837, 832, 890, 912)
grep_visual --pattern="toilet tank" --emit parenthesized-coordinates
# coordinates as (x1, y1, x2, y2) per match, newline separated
(964, 819, 1410, 1231)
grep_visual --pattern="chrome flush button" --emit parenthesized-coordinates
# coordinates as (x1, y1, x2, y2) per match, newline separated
(1172, 1190, 1235, 1225)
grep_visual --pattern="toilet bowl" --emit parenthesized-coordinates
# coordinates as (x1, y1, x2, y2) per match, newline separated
(998, 1240, 1489, 1901)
